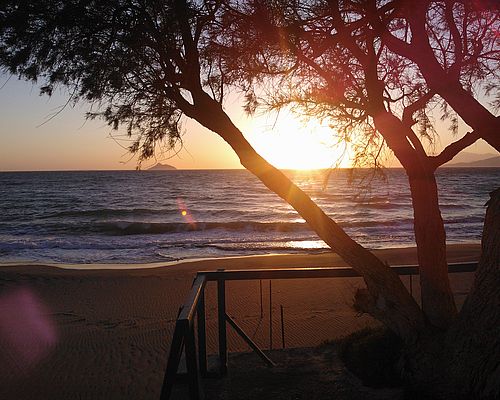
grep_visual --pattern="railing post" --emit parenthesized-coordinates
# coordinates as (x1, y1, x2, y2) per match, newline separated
(197, 288, 207, 377)
(160, 318, 186, 400)
(217, 272, 228, 375)
(185, 321, 203, 400)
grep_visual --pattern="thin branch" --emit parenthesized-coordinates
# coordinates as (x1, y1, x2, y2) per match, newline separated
(0, 74, 13, 90)
(36, 86, 78, 128)
(445, 0, 463, 77)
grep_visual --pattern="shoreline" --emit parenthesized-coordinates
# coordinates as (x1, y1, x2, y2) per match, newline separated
(0, 242, 481, 271)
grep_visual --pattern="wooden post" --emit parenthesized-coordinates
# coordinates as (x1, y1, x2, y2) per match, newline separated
(185, 322, 203, 400)
(225, 313, 276, 367)
(160, 319, 186, 400)
(280, 305, 285, 349)
(217, 275, 228, 375)
(269, 280, 272, 350)
(197, 289, 207, 377)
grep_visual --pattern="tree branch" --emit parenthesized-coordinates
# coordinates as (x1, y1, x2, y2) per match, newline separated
(402, 91, 435, 127)
(445, 0, 463, 77)
(430, 130, 480, 168)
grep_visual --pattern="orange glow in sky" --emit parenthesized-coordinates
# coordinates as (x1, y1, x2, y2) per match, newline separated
(245, 110, 351, 170)
(0, 77, 495, 171)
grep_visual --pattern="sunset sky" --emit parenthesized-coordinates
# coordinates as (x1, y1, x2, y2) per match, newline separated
(0, 74, 496, 171)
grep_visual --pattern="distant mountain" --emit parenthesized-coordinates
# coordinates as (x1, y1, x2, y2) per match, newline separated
(448, 156, 500, 168)
(147, 163, 177, 171)
(445, 152, 496, 165)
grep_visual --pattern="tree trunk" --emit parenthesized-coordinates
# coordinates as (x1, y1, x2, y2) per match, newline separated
(371, 110, 457, 328)
(184, 86, 500, 399)
(399, 188, 499, 399)
(187, 91, 425, 340)
(441, 187, 500, 399)
(408, 171, 457, 329)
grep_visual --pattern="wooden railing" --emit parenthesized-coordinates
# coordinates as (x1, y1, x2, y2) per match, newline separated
(160, 262, 478, 400)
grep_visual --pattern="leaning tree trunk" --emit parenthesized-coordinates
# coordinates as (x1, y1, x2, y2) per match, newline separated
(185, 90, 426, 340)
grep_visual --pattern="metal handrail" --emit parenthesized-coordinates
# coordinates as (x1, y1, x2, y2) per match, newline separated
(160, 261, 478, 400)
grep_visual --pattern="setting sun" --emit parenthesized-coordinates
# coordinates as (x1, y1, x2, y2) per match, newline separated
(245, 110, 351, 170)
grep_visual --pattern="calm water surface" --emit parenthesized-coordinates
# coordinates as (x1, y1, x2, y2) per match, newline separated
(0, 168, 497, 264)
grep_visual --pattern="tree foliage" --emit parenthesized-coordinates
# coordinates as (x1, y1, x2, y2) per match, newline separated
(216, 0, 499, 166)
(0, 0, 221, 162)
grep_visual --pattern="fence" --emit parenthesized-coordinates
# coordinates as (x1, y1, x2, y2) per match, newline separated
(160, 262, 477, 400)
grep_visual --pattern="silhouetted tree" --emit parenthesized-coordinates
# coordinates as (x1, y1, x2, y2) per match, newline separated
(0, 1, 498, 398)
(217, 1, 499, 396)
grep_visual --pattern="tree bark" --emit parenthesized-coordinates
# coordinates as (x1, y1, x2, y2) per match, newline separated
(399, 188, 500, 399)
(371, 110, 457, 328)
(408, 171, 457, 329)
(441, 188, 500, 399)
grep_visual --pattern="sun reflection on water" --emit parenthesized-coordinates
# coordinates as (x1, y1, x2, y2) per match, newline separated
(285, 240, 327, 250)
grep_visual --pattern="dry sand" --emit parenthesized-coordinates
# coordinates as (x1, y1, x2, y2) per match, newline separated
(0, 244, 480, 400)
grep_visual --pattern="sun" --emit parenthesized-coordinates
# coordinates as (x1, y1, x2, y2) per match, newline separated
(244, 110, 351, 170)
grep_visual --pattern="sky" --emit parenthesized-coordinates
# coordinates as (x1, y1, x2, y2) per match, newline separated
(0, 74, 496, 171)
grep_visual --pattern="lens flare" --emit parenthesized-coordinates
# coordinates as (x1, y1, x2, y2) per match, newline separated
(0, 288, 57, 376)
(177, 198, 196, 226)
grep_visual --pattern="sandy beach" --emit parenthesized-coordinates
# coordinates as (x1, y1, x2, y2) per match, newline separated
(0, 244, 480, 400)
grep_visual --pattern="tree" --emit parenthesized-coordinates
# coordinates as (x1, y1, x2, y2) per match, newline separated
(216, 0, 499, 396)
(0, 1, 497, 398)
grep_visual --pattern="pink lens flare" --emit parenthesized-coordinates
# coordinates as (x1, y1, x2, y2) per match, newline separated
(0, 288, 58, 375)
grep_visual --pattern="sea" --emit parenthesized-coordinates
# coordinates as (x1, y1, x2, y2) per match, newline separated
(0, 168, 498, 264)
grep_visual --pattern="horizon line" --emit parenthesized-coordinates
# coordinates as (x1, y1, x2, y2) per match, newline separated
(2, 165, 498, 173)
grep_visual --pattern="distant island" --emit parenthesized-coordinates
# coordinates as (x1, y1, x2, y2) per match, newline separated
(147, 163, 177, 171)
(448, 156, 500, 168)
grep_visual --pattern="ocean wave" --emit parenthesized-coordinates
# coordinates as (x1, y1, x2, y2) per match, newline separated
(354, 202, 408, 210)
(95, 221, 311, 235)
(40, 207, 179, 219)
(89, 218, 416, 235)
